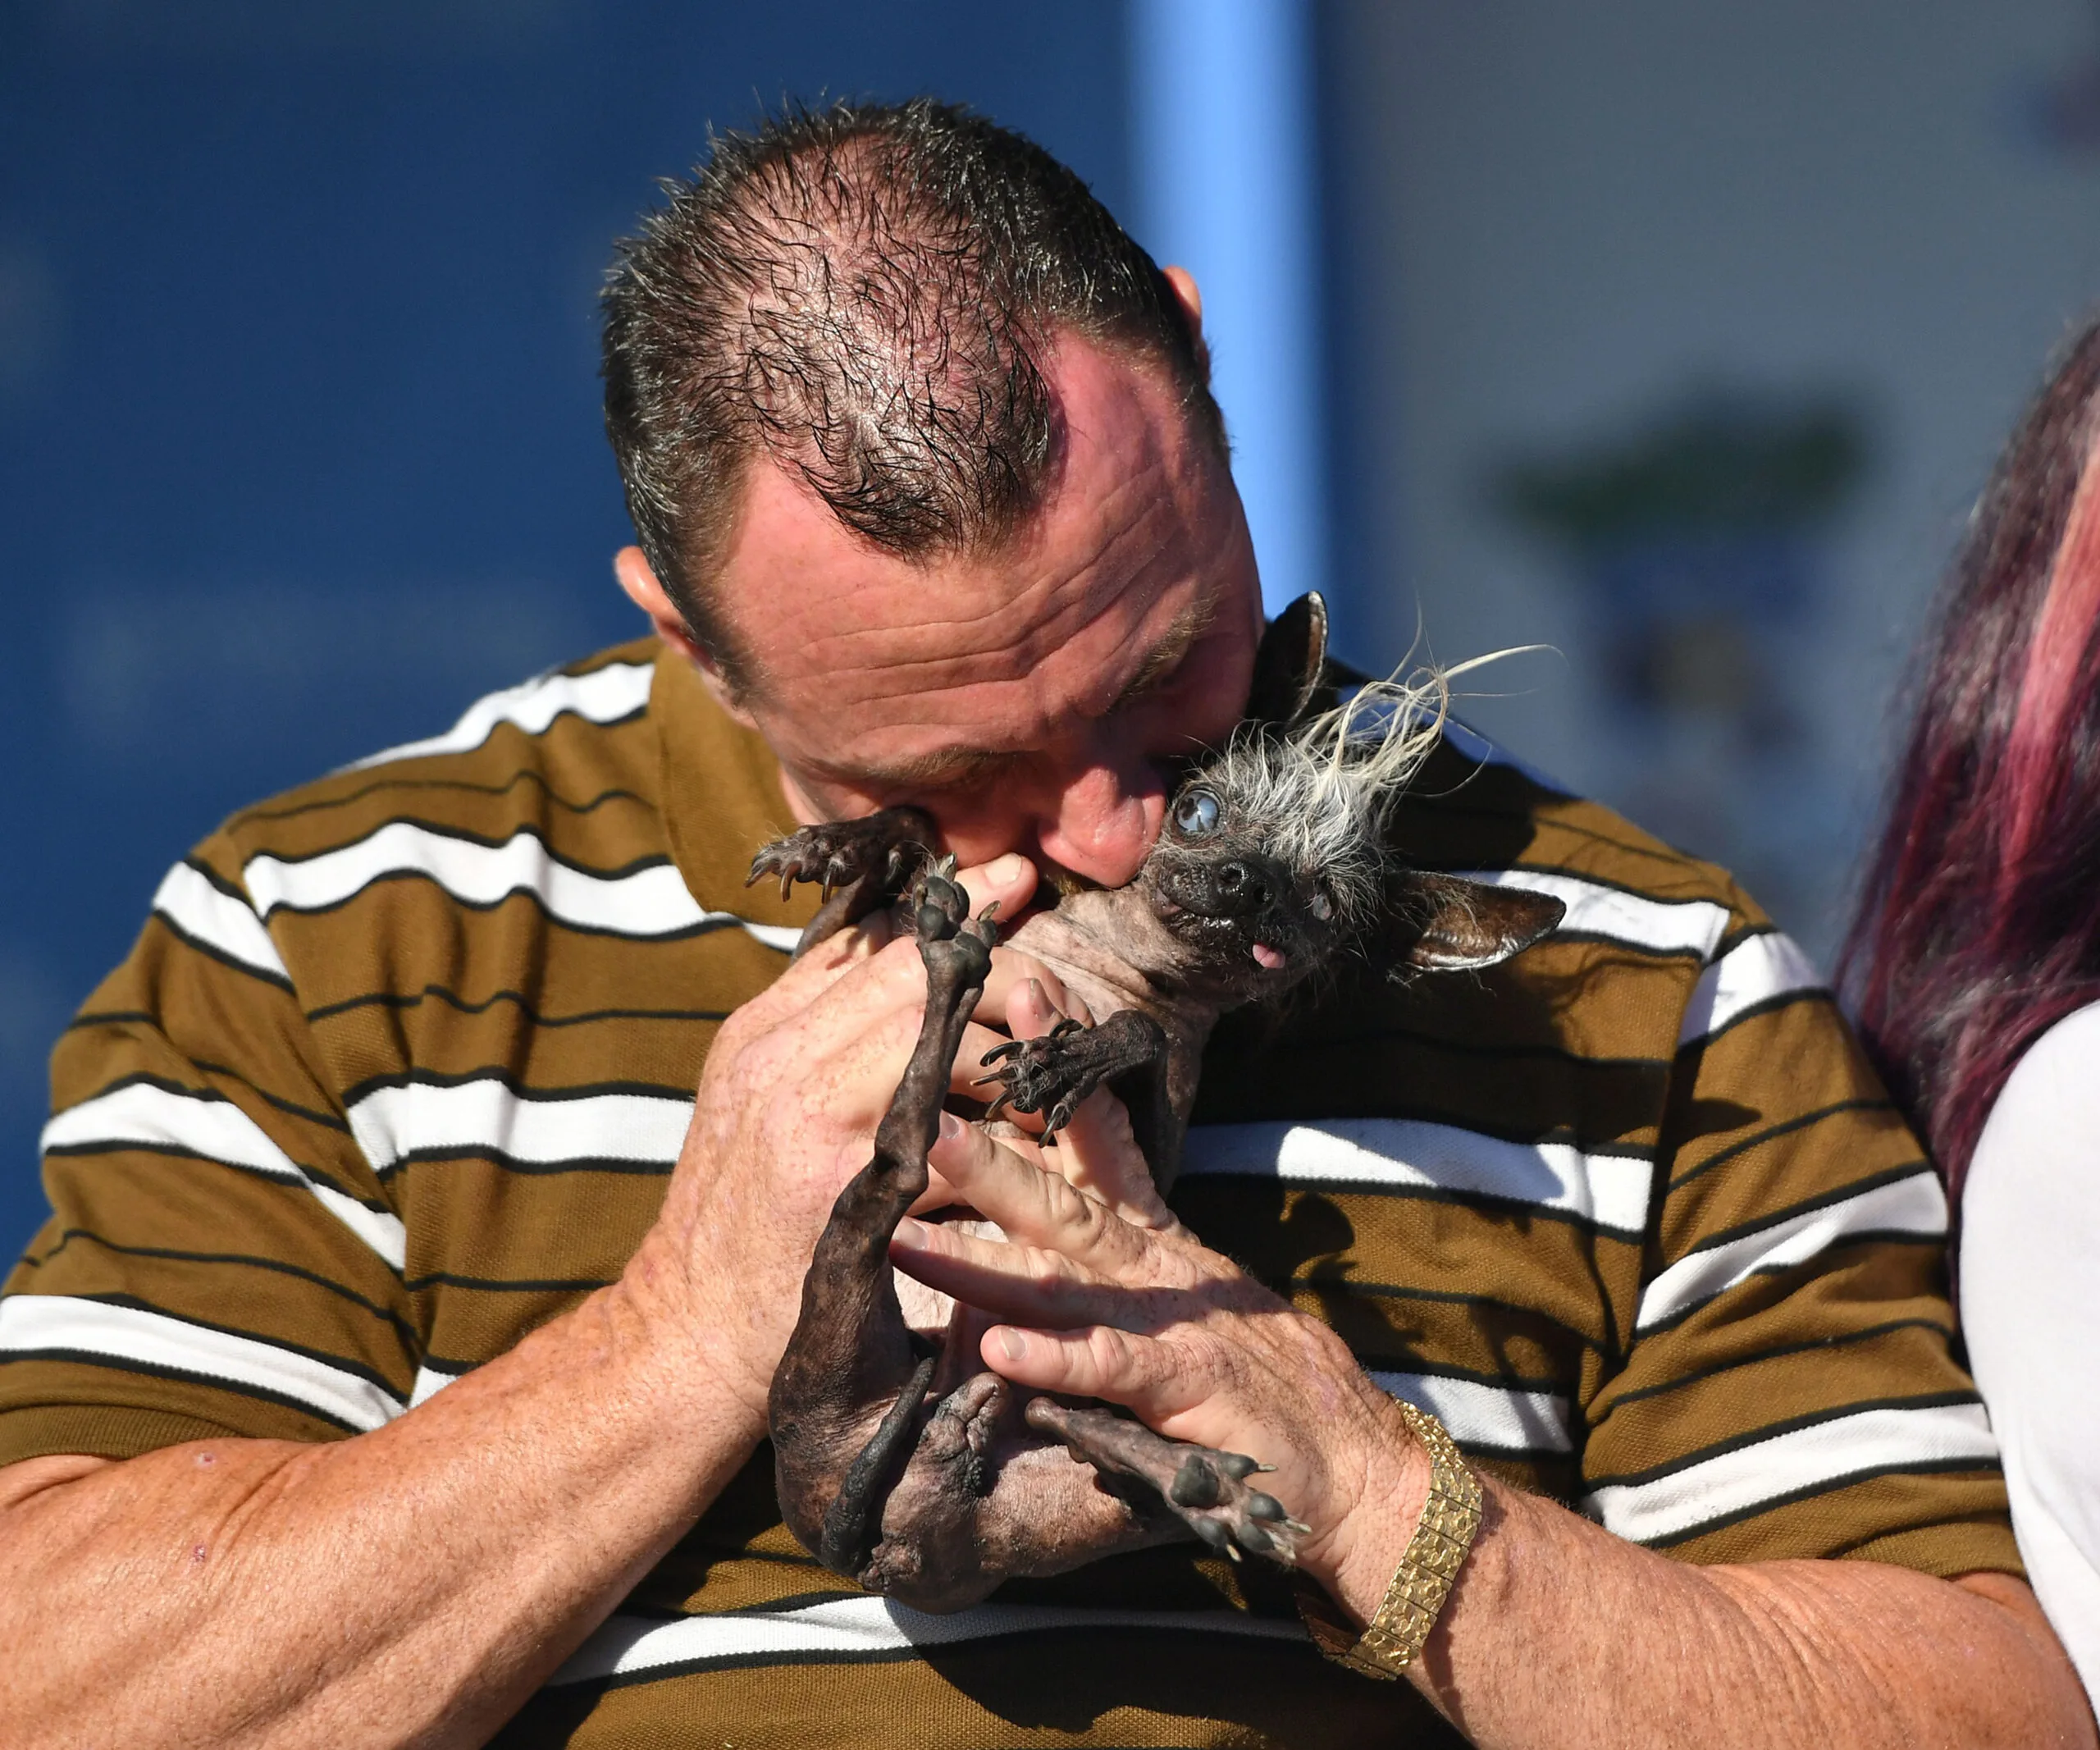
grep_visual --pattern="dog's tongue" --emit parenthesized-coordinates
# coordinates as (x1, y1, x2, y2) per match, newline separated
(1252, 943, 1288, 971)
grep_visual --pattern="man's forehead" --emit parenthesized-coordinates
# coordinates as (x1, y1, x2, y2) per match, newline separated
(774, 562, 1210, 765)
(806, 589, 1223, 788)
(718, 336, 1229, 745)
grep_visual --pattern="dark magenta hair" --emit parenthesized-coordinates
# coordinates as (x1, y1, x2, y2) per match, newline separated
(1841, 313, 2100, 1206)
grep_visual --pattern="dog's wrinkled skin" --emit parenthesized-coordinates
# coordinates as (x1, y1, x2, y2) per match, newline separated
(760, 596, 1564, 1611)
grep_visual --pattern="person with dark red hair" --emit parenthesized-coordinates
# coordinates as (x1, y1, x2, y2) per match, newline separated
(1843, 313, 2100, 1703)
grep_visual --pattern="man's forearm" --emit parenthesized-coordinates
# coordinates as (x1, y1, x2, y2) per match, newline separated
(0, 1265, 757, 1750)
(1338, 1460, 2094, 1750)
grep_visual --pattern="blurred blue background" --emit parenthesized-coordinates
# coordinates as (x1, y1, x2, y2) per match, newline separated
(7, 0, 2100, 1249)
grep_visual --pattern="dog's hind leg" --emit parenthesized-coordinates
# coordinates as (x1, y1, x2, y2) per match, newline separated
(768, 869, 996, 1580)
(1024, 1400, 1308, 1566)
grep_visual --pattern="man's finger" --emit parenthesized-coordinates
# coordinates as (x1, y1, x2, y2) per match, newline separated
(888, 1214, 1125, 1328)
(925, 1116, 1148, 1268)
(1005, 974, 1061, 1040)
(1045, 1092, 1179, 1231)
(976, 1321, 1199, 1420)
(975, 948, 1085, 1028)
(950, 1021, 1024, 1096)
(954, 852, 1038, 921)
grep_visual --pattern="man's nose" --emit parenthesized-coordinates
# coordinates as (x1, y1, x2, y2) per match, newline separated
(1033, 753, 1166, 889)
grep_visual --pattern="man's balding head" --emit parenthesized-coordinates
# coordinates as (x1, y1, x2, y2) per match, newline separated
(600, 98, 1223, 688)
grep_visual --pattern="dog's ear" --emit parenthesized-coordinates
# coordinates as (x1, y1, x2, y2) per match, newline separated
(1384, 872, 1564, 973)
(1244, 592, 1328, 728)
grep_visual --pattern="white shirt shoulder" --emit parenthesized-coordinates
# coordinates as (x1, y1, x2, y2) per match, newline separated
(1960, 999, 2100, 1704)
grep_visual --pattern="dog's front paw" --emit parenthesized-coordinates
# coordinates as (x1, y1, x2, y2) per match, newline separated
(747, 807, 936, 902)
(975, 1009, 1166, 1141)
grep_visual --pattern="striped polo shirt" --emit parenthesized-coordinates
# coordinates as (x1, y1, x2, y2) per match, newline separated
(0, 637, 2016, 1749)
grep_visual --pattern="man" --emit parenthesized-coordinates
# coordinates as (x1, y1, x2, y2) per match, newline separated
(0, 101, 2086, 1748)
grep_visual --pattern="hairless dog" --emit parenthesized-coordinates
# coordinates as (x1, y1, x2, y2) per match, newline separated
(758, 596, 1564, 1611)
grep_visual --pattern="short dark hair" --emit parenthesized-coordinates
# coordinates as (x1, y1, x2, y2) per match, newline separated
(600, 98, 1222, 688)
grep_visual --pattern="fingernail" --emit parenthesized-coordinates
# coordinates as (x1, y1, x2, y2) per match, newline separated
(988, 852, 1028, 885)
(892, 1218, 927, 1250)
(998, 1327, 1028, 1361)
(1025, 977, 1047, 1011)
(938, 1109, 964, 1142)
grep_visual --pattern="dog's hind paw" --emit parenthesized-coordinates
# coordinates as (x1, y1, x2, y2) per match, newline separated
(1023, 1398, 1307, 1565)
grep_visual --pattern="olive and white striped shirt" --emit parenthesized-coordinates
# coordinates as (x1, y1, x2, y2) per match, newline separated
(0, 639, 2016, 1748)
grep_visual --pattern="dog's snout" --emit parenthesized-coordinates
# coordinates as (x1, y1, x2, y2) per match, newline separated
(1162, 851, 1290, 920)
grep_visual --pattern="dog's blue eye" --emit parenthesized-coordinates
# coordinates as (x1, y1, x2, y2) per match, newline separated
(1173, 790, 1221, 836)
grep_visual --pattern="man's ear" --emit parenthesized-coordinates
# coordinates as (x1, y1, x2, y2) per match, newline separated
(614, 546, 756, 724)
(1386, 873, 1564, 974)
(1162, 263, 1212, 385)
(1244, 592, 1329, 729)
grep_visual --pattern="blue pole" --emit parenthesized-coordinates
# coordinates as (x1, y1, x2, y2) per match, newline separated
(1127, 0, 1330, 623)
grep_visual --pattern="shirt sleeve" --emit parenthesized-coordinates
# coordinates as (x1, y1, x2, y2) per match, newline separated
(0, 831, 418, 1464)
(1579, 917, 2021, 1579)
(1960, 1003, 2100, 1697)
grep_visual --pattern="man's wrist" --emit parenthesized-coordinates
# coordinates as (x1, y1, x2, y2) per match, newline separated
(1306, 1402, 1483, 1678)
(1307, 1392, 1439, 1627)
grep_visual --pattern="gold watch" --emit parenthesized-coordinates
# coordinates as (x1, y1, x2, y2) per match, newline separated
(1299, 1399, 1483, 1679)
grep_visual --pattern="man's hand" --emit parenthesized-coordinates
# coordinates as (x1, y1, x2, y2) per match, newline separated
(889, 1112, 1418, 1597)
(625, 852, 1089, 1432)
(889, 1113, 2097, 1750)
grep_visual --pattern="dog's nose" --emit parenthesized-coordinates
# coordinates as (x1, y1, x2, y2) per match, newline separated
(1215, 860, 1271, 908)
(1171, 851, 1293, 919)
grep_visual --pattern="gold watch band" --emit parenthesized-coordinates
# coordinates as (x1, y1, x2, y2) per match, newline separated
(1300, 1399, 1483, 1679)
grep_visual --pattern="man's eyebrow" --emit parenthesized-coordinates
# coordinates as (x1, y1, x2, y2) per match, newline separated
(1106, 594, 1220, 714)
(833, 744, 1027, 793)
